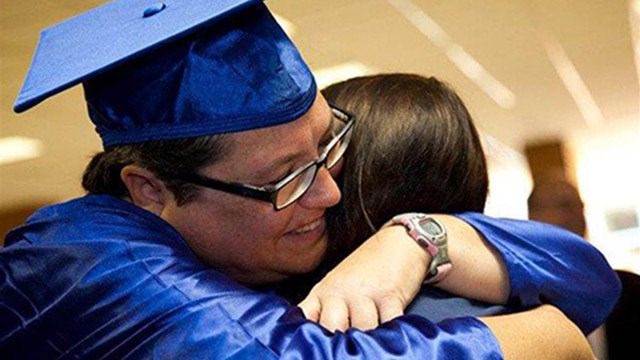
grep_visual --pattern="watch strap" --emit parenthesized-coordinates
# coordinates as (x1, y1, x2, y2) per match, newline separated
(382, 213, 452, 284)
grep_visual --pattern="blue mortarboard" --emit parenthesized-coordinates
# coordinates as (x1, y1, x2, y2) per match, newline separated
(14, 0, 317, 148)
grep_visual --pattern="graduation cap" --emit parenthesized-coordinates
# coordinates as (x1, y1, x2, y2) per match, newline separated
(13, 0, 317, 149)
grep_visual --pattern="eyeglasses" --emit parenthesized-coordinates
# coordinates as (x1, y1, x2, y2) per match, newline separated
(174, 105, 355, 210)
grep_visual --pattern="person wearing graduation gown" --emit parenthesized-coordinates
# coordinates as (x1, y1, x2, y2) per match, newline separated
(1, 0, 619, 358)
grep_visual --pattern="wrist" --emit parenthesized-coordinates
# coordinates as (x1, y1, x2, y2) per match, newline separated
(377, 225, 431, 285)
(381, 213, 452, 284)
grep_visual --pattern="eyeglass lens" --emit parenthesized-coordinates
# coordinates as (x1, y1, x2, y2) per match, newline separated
(274, 115, 353, 208)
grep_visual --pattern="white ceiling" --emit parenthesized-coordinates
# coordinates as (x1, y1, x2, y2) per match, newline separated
(1, 0, 639, 210)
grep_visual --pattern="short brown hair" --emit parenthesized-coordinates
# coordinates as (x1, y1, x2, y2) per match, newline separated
(82, 135, 230, 205)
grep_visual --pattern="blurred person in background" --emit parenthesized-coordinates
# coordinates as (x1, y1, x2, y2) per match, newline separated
(528, 178, 587, 237)
(529, 178, 640, 360)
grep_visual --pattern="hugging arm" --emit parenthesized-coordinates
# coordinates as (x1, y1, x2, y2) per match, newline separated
(455, 212, 621, 334)
(0, 205, 597, 359)
(479, 304, 595, 360)
(300, 213, 620, 334)
(119, 287, 593, 360)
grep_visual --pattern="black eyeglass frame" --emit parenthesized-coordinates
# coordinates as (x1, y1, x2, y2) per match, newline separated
(174, 105, 355, 210)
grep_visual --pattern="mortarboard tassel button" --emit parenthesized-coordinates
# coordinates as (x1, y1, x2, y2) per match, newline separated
(143, 3, 167, 18)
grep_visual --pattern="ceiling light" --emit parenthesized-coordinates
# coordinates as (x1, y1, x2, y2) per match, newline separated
(542, 37, 604, 127)
(385, 0, 516, 109)
(0, 136, 44, 166)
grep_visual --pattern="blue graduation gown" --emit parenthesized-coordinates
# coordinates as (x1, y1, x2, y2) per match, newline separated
(407, 212, 621, 334)
(0, 195, 620, 358)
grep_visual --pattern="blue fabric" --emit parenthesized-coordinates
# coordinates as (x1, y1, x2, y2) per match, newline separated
(14, 1, 317, 149)
(405, 213, 620, 333)
(455, 212, 621, 334)
(406, 287, 509, 323)
(0, 197, 621, 357)
(15, 0, 261, 111)
(0, 196, 501, 359)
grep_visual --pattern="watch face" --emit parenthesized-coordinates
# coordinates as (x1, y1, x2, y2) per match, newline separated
(418, 218, 445, 237)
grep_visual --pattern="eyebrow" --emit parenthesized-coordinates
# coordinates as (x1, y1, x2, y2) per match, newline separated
(318, 112, 337, 143)
(251, 112, 335, 183)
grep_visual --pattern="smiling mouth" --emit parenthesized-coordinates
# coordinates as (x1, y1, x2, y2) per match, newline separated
(293, 218, 323, 235)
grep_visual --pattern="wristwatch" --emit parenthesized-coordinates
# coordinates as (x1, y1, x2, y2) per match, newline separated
(382, 213, 452, 284)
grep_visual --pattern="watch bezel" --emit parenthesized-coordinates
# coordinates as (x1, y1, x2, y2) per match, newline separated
(416, 217, 446, 244)
(383, 213, 452, 284)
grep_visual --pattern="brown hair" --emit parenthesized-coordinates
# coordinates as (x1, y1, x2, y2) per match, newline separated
(323, 73, 489, 267)
(276, 73, 489, 302)
(82, 135, 230, 205)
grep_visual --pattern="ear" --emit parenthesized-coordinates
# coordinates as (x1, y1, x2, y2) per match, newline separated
(121, 165, 170, 215)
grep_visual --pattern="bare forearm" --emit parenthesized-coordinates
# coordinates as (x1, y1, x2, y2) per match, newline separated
(431, 214, 509, 304)
(480, 305, 595, 360)
(299, 216, 511, 331)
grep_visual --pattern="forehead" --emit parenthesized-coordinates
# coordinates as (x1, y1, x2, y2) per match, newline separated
(235, 94, 331, 144)
(213, 94, 332, 173)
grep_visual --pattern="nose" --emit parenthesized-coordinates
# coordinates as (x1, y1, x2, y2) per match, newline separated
(298, 166, 341, 209)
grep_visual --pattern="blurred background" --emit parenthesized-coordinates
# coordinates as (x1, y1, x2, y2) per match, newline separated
(1, 0, 639, 272)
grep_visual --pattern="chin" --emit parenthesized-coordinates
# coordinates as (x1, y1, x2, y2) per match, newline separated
(237, 256, 326, 286)
(280, 240, 328, 276)
(237, 237, 329, 286)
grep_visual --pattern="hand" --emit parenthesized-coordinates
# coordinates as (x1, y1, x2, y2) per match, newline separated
(298, 225, 429, 332)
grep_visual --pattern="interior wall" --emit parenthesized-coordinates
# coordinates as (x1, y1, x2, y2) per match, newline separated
(0, 203, 50, 246)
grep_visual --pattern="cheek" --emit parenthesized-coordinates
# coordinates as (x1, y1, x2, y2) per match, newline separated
(225, 202, 293, 241)
(168, 198, 293, 269)
(161, 203, 224, 259)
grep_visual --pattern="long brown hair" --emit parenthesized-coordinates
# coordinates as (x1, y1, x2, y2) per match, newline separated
(323, 74, 488, 264)
(276, 74, 489, 302)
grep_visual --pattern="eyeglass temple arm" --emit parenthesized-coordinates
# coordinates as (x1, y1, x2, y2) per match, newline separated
(175, 174, 275, 202)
